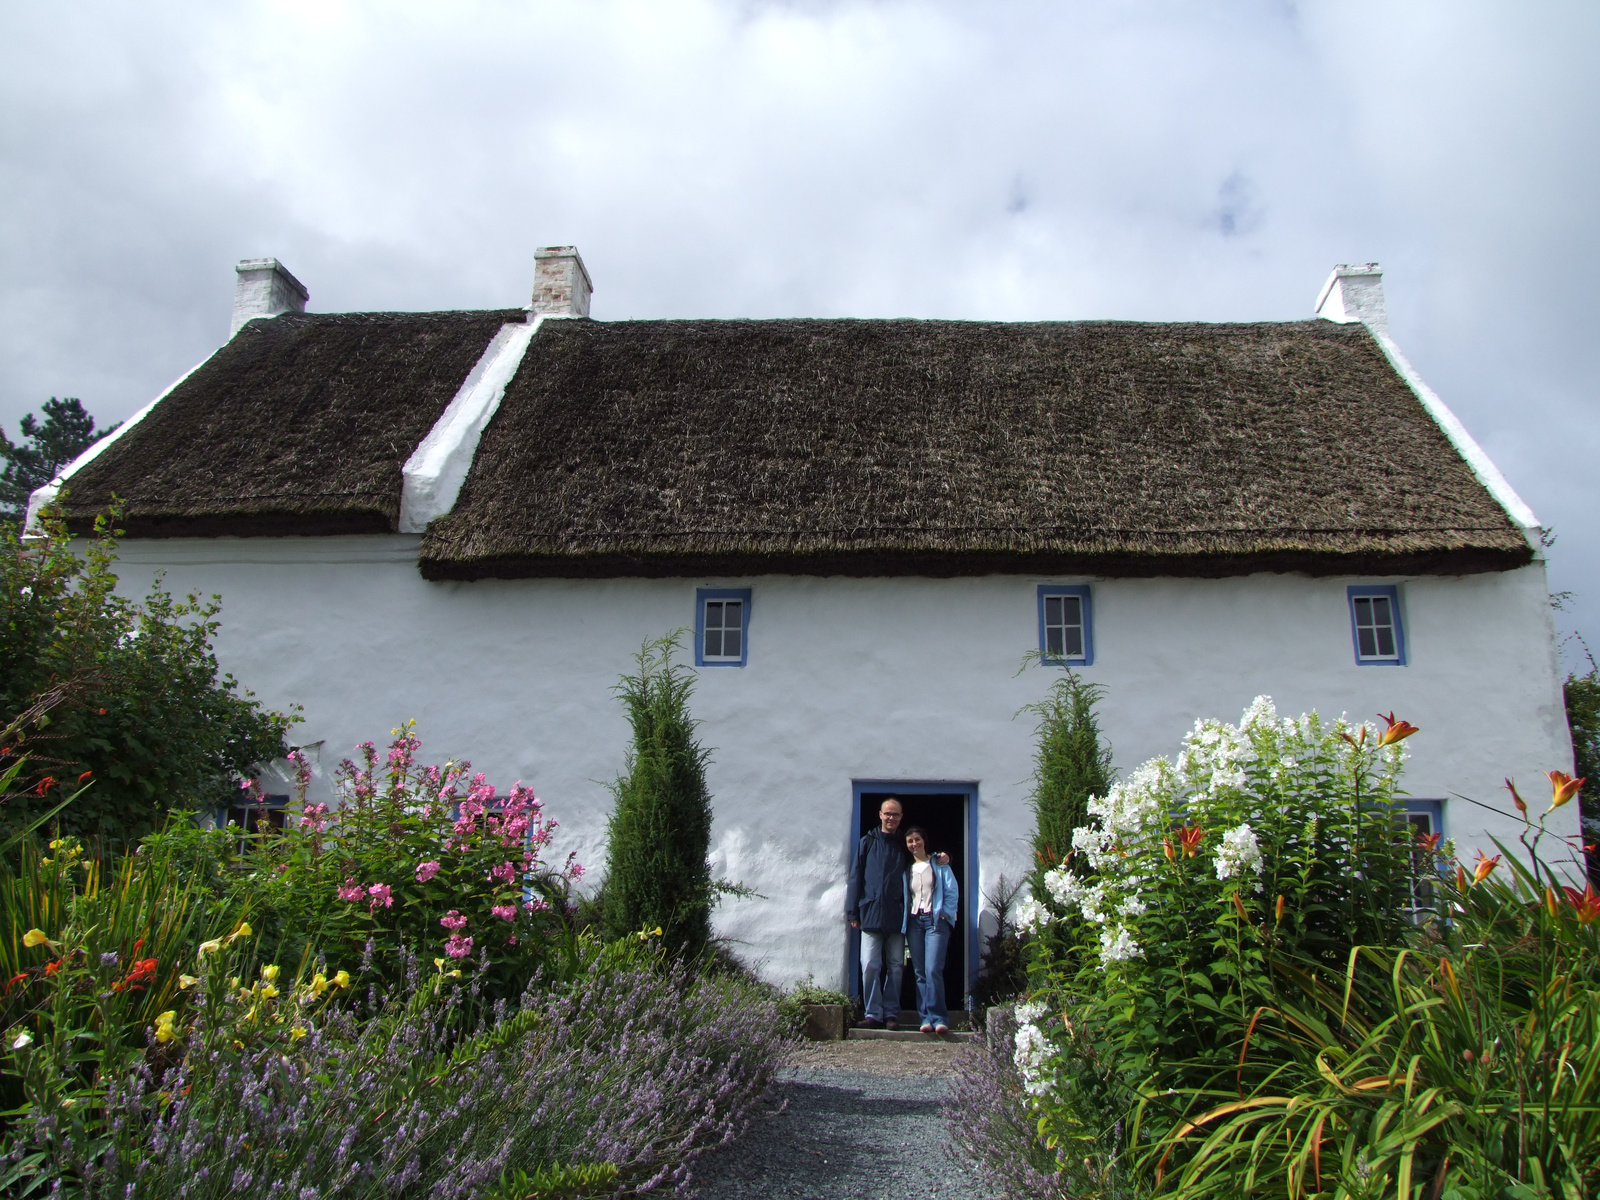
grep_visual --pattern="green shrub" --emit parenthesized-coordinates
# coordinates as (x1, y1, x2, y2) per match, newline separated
(775, 976, 853, 1033)
(1021, 669, 1113, 906)
(1565, 662, 1600, 887)
(0, 504, 294, 845)
(601, 634, 716, 958)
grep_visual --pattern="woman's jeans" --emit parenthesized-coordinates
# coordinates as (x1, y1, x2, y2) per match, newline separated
(908, 912, 951, 1024)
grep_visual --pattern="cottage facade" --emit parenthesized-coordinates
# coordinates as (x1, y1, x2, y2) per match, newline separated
(31, 250, 1577, 1001)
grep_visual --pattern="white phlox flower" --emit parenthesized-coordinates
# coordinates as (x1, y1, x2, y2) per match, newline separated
(1014, 895, 1052, 932)
(1215, 823, 1265, 891)
(1099, 925, 1143, 962)
(1014, 999, 1048, 1024)
(1013, 1020, 1054, 1095)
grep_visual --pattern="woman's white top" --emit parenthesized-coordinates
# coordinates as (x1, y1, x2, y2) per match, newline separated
(910, 860, 934, 914)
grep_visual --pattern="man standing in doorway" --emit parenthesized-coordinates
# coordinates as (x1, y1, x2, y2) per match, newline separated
(848, 797, 908, 1029)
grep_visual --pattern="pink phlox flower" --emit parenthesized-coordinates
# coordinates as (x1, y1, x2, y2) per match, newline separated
(489, 861, 516, 885)
(300, 802, 331, 834)
(490, 904, 517, 921)
(566, 855, 585, 880)
(367, 883, 394, 911)
(416, 860, 441, 883)
(440, 910, 468, 931)
(337, 878, 364, 903)
(444, 933, 473, 958)
(525, 898, 550, 913)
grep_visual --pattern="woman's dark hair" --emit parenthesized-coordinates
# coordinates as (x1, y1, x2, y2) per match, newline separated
(901, 825, 930, 849)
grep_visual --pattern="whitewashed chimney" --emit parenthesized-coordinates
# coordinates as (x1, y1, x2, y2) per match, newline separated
(1314, 263, 1388, 334)
(231, 258, 309, 338)
(531, 246, 592, 318)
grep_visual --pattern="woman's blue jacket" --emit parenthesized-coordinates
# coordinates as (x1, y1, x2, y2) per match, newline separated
(901, 859, 958, 933)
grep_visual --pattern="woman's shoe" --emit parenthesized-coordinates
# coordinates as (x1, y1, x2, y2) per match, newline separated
(920, 1022, 934, 1034)
(934, 1022, 950, 1034)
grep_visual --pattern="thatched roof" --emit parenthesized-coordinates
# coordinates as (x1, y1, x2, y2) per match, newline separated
(61, 309, 523, 537)
(416, 318, 1532, 580)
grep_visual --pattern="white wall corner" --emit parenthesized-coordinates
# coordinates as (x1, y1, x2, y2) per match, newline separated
(1370, 330, 1543, 548)
(399, 318, 541, 533)
(24, 356, 215, 534)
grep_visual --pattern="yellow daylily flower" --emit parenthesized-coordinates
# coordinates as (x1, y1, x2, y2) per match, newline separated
(22, 929, 54, 949)
(260, 964, 280, 982)
(289, 1025, 308, 1042)
(333, 970, 351, 988)
(309, 973, 329, 996)
(178, 975, 199, 989)
(258, 984, 279, 999)
(197, 939, 223, 957)
(153, 1011, 178, 1044)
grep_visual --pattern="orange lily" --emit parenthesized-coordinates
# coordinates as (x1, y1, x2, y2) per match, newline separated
(1375, 712, 1420, 746)
(1274, 895, 1286, 926)
(1178, 826, 1204, 858)
(1545, 770, 1584, 813)
(1418, 831, 1442, 854)
(1471, 854, 1501, 884)
(1563, 884, 1600, 925)
(1231, 894, 1250, 922)
(1505, 779, 1527, 815)
(1546, 886, 1561, 919)
(1455, 864, 1468, 892)
(1162, 837, 1176, 863)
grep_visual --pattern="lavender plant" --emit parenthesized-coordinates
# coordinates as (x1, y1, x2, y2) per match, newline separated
(8, 935, 784, 1198)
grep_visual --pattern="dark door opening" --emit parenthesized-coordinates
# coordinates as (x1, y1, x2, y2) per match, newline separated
(856, 790, 970, 1015)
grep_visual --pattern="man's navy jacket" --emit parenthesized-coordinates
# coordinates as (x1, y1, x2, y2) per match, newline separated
(847, 829, 907, 933)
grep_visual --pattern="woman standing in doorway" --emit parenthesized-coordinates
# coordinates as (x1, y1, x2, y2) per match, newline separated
(901, 825, 958, 1034)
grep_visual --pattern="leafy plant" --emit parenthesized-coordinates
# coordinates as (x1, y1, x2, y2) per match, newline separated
(1564, 657, 1600, 888)
(775, 976, 852, 1032)
(1021, 668, 1113, 906)
(223, 723, 587, 1003)
(602, 633, 717, 958)
(1, 503, 295, 845)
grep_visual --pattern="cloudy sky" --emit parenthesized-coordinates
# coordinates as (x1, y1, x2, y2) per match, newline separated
(4, 0, 1597, 657)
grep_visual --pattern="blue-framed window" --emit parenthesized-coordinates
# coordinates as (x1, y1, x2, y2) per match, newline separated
(1402, 799, 1444, 923)
(1348, 585, 1405, 666)
(696, 588, 751, 667)
(1037, 584, 1093, 665)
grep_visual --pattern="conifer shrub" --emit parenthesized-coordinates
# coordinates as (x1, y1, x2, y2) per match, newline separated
(601, 634, 716, 958)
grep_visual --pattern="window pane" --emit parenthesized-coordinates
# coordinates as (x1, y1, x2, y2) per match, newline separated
(724, 628, 741, 657)
(1354, 597, 1372, 628)
(1358, 626, 1377, 658)
(1376, 625, 1396, 657)
(1371, 596, 1391, 627)
(1045, 596, 1062, 626)
(705, 628, 723, 657)
(1046, 627, 1064, 657)
(1062, 596, 1081, 626)
(706, 601, 724, 630)
(1064, 626, 1083, 657)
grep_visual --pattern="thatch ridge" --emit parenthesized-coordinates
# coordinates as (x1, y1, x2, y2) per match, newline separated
(418, 317, 1530, 579)
(61, 309, 522, 538)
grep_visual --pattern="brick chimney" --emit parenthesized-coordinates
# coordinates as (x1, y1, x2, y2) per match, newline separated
(1314, 263, 1388, 334)
(231, 258, 309, 338)
(531, 246, 592, 318)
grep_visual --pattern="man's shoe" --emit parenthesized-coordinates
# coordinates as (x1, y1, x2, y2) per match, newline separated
(920, 1022, 934, 1034)
(856, 1017, 884, 1030)
(885, 1018, 899, 1030)
(934, 1023, 950, 1034)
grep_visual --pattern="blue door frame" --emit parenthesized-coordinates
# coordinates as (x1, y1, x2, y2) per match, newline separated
(846, 779, 980, 1008)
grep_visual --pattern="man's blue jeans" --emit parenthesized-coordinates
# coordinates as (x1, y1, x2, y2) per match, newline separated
(908, 912, 951, 1025)
(859, 930, 904, 1023)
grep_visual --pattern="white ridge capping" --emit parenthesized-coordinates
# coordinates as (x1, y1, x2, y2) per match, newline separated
(399, 316, 542, 533)
(1314, 263, 1542, 546)
(23, 356, 215, 535)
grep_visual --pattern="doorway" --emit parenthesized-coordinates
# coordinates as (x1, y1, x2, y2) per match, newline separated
(848, 781, 978, 1015)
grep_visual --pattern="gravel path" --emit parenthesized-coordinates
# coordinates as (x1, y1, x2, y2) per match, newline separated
(688, 1042, 997, 1199)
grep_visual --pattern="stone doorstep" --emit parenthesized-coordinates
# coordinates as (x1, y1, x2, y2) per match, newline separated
(847, 1027, 977, 1042)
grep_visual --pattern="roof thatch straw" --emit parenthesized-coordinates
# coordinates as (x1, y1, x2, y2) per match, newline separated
(61, 310, 522, 537)
(417, 318, 1531, 580)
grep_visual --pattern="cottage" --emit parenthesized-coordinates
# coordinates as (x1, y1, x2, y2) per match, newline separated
(29, 249, 1577, 1003)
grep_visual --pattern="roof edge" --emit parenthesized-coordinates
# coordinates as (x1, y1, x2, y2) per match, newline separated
(417, 544, 1534, 583)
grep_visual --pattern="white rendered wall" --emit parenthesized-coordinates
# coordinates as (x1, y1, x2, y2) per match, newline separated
(104, 540, 1578, 989)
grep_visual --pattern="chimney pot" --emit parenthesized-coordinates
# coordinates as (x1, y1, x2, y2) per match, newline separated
(531, 246, 592, 318)
(1315, 263, 1388, 334)
(231, 258, 309, 338)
